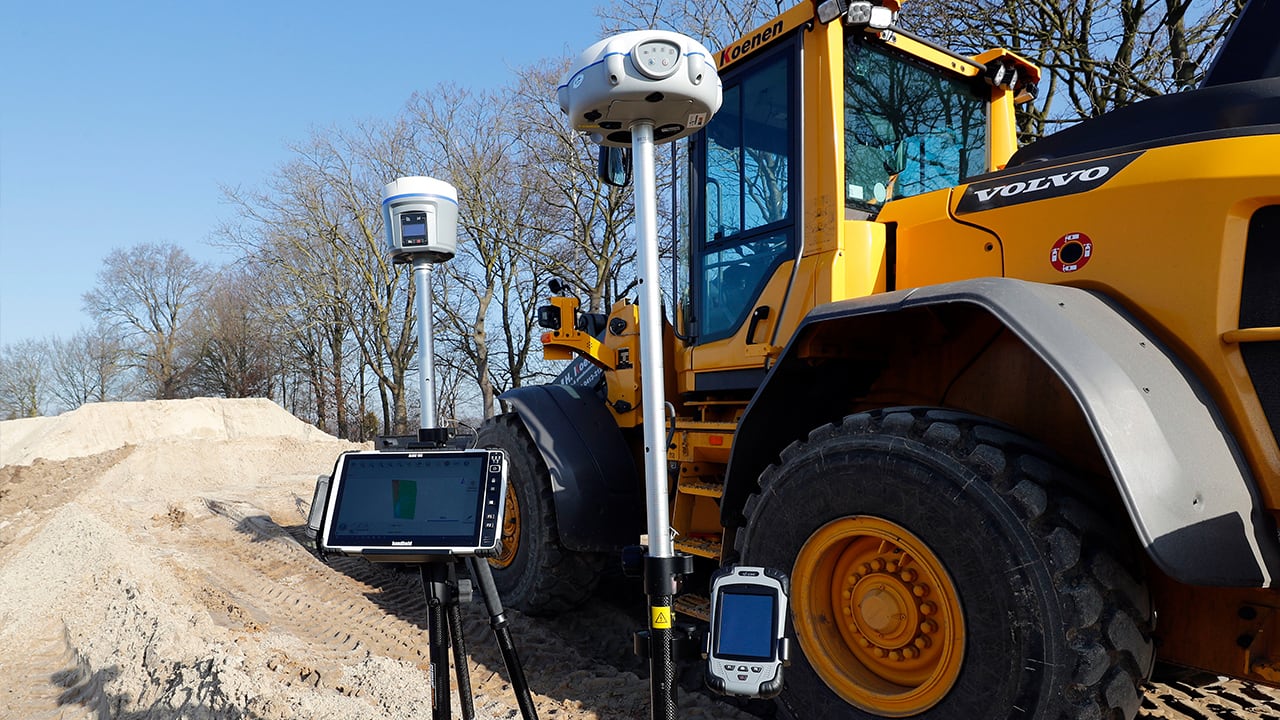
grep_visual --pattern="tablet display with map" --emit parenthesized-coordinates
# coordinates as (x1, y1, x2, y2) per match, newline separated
(319, 450, 507, 560)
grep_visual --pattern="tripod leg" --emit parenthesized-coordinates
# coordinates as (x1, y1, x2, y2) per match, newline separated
(468, 557, 539, 720)
(446, 564, 476, 720)
(421, 563, 452, 720)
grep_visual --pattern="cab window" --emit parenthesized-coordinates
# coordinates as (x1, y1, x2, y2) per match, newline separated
(845, 39, 988, 214)
(693, 43, 796, 343)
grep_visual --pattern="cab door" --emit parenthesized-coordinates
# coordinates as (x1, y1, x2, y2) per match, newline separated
(681, 37, 800, 393)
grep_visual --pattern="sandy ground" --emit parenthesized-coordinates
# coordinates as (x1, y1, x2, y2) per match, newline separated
(1, 397, 1279, 720)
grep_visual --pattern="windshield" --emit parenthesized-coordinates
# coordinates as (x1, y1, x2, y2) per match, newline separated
(844, 38, 988, 214)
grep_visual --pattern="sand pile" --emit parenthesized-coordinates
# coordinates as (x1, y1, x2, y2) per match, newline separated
(0, 398, 754, 720)
(0, 397, 336, 466)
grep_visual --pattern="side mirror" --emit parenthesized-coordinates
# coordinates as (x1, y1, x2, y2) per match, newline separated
(598, 146, 632, 187)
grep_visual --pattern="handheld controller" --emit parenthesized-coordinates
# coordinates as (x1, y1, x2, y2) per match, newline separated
(705, 565, 790, 698)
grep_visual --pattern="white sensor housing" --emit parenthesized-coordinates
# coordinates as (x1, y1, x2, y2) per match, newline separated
(381, 176, 459, 264)
(557, 30, 722, 147)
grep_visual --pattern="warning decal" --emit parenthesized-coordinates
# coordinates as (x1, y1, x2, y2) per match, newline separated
(1050, 232, 1093, 273)
(651, 606, 672, 629)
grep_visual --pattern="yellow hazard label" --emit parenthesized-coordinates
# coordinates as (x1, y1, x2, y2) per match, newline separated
(651, 606, 672, 629)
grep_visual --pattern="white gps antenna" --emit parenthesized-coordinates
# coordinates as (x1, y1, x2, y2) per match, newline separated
(559, 30, 722, 720)
(382, 176, 459, 444)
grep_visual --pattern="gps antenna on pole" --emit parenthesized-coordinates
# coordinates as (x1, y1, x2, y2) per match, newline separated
(558, 30, 722, 720)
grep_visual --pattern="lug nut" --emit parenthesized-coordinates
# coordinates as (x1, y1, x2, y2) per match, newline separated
(903, 647, 918, 659)
(899, 569, 917, 583)
(920, 620, 938, 634)
(914, 636, 931, 649)
(920, 601, 936, 615)
(873, 648, 887, 658)
(913, 584, 928, 598)
(889, 650, 903, 661)
(886, 561, 899, 573)
(870, 559, 885, 572)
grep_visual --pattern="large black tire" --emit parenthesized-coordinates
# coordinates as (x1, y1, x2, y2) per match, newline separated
(736, 408, 1154, 720)
(477, 413, 607, 616)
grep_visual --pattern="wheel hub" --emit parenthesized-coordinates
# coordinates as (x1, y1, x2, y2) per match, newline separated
(792, 516, 964, 716)
(489, 480, 521, 569)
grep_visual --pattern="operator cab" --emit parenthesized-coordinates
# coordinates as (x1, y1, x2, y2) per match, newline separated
(674, 4, 1027, 393)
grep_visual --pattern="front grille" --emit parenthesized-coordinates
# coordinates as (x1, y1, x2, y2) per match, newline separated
(1239, 205, 1280, 441)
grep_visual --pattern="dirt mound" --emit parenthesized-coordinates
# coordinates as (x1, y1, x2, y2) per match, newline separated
(0, 397, 335, 467)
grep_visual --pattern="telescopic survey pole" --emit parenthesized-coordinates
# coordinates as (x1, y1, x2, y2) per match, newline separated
(631, 119, 680, 720)
(557, 30, 721, 720)
(412, 258, 442, 441)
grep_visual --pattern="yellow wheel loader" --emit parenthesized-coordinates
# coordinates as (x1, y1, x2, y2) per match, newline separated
(477, 0, 1280, 717)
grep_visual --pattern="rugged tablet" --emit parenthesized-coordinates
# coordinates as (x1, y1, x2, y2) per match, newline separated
(317, 449, 507, 561)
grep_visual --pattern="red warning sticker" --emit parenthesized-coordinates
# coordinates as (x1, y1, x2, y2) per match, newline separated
(1050, 232, 1093, 273)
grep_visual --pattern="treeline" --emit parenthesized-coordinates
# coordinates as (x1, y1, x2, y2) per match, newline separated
(0, 0, 1240, 436)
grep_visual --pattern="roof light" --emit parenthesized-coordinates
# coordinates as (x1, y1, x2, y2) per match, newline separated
(844, 1, 896, 30)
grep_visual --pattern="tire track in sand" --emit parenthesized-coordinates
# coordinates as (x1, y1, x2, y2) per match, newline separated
(190, 499, 436, 695)
(1141, 677, 1280, 719)
(0, 623, 112, 720)
(192, 497, 1280, 719)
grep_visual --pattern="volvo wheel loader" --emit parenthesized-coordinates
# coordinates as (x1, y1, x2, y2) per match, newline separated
(476, 0, 1280, 717)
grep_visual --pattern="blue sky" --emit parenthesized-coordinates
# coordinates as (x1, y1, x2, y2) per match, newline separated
(0, 1, 607, 347)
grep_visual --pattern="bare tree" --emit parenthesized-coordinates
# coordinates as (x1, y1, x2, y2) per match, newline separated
(902, 0, 1243, 140)
(312, 121, 422, 436)
(220, 216, 354, 435)
(0, 339, 49, 419)
(598, 0, 791, 50)
(222, 119, 420, 436)
(190, 266, 278, 398)
(511, 60, 641, 314)
(406, 82, 560, 417)
(46, 325, 129, 410)
(82, 243, 210, 399)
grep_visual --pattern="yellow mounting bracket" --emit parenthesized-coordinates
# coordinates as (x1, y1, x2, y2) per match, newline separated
(540, 295, 617, 371)
(972, 47, 1042, 102)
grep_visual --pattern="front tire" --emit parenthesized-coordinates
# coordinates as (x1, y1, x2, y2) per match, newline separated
(477, 414, 607, 616)
(737, 408, 1153, 719)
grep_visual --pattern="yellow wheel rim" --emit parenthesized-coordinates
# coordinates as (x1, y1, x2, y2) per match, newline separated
(489, 480, 521, 569)
(792, 516, 965, 717)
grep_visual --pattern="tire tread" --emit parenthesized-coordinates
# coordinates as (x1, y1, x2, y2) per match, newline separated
(478, 414, 608, 616)
(738, 407, 1155, 720)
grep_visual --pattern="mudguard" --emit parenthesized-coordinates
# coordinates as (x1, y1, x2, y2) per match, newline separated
(727, 277, 1280, 587)
(500, 384, 644, 551)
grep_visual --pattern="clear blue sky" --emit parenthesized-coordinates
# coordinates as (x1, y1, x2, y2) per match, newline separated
(0, 0, 608, 347)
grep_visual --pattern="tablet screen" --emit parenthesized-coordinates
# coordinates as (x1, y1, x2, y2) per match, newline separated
(321, 450, 505, 558)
